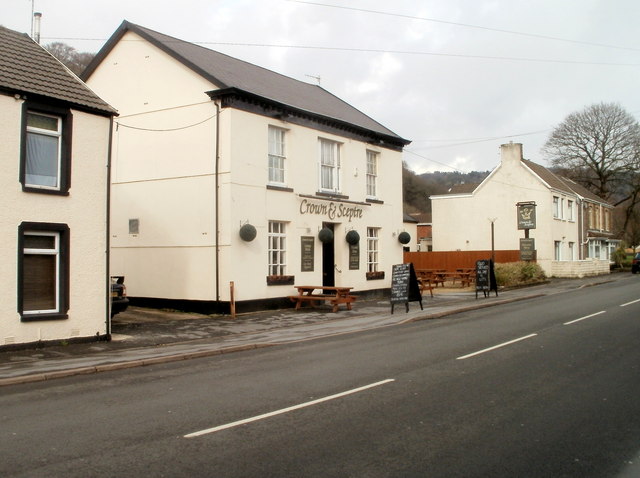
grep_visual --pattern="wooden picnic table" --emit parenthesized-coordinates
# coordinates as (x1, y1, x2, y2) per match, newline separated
(288, 285, 356, 313)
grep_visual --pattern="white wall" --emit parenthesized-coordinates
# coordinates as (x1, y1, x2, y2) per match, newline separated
(0, 95, 110, 345)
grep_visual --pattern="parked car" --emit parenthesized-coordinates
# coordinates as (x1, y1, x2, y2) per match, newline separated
(632, 253, 640, 274)
(111, 276, 129, 316)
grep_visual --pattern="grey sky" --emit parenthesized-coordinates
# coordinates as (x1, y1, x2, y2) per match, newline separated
(4, 0, 639, 173)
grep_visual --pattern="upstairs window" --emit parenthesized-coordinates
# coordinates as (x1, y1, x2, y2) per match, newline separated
(319, 138, 340, 193)
(268, 126, 286, 186)
(366, 151, 378, 198)
(21, 104, 72, 194)
(567, 200, 574, 221)
(553, 196, 560, 219)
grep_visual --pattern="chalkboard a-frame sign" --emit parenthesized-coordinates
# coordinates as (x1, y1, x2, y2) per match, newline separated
(475, 259, 498, 298)
(390, 263, 423, 313)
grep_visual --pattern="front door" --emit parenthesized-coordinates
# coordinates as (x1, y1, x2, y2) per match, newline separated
(322, 222, 335, 287)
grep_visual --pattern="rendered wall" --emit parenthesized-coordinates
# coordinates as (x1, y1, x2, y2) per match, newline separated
(0, 95, 110, 345)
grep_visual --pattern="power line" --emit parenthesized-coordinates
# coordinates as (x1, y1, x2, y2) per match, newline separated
(288, 0, 640, 53)
(410, 129, 550, 150)
(42, 37, 640, 67)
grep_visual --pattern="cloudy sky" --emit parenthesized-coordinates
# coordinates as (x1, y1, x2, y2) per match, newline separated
(5, 0, 639, 173)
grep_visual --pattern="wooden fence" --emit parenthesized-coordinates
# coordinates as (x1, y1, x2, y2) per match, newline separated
(403, 250, 522, 271)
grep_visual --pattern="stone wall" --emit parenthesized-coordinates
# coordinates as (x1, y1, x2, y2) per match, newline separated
(550, 259, 610, 278)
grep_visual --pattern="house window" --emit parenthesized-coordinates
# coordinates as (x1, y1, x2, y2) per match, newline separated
(553, 196, 560, 218)
(366, 151, 378, 198)
(268, 221, 287, 275)
(21, 104, 72, 194)
(268, 126, 286, 185)
(319, 138, 340, 192)
(367, 227, 379, 272)
(18, 222, 69, 320)
(567, 200, 574, 221)
(568, 242, 575, 261)
(554, 241, 561, 261)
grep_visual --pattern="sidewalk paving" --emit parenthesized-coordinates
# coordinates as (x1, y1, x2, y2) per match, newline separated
(0, 275, 621, 386)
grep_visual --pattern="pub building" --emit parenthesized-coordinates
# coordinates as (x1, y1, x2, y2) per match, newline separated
(83, 21, 412, 313)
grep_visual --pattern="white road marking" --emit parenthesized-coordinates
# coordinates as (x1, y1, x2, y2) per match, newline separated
(184, 379, 395, 438)
(563, 310, 606, 325)
(456, 334, 538, 360)
(620, 299, 640, 307)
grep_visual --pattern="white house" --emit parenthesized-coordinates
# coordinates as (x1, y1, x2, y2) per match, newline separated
(431, 143, 616, 277)
(83, 21, 411, 312)
(0, 26, 115, 347)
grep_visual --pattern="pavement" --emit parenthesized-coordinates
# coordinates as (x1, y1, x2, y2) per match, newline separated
(0, 274, 623, 387)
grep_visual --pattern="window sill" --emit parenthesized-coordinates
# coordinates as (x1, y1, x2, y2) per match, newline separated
(21, 312, 69, 322)
(366, 198, 384, 204)
(315, 191, 349, 200)
(22, 185, 69, 196)
(267, 185, 294, 193)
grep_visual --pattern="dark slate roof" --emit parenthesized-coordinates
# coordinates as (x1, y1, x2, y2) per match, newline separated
(0, 25, 115, 115)
(83, 21, 408, 144)
(523, 159, 610, 205)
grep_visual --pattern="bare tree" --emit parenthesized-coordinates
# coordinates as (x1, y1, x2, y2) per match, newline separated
(44, 42, 95, 76)
(543, 102, 640, 201)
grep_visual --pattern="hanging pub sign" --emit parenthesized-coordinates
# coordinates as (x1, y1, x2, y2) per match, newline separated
(520, 238, 536, 261)
(517, 202, 536, 230)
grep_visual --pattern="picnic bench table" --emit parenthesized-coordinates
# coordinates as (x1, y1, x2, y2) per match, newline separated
(288, 285, 356, 313)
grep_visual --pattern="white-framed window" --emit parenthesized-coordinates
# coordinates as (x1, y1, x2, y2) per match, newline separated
(552, 196, 560, 218)
(268, 126, 286, 186)
(319, 138, 340, 192)
(367, 227, 379, 272)
(567, 200, 574, 221)
(366, 150, 378, 198)
(25, 111, 62, 189)
(568, 242, 575, 261)
(554, 240, 561, 261)
(268, 221, 287, 275)
(18, 222, 69, 319)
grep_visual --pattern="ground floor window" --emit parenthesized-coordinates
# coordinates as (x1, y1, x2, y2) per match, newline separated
(367, 227, 379, 272)
(18, 222, 69, 320)
(268, 221, 287, 275)
(554, 240, 561, 261)
(568, 242, 575, 261)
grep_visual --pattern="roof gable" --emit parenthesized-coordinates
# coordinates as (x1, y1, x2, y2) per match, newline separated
(83, 21, 408, 145)
(0, 25, 115, 115)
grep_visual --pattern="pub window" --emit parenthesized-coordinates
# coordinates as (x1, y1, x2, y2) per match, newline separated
(553, 196, 560, 219)
(18, 222, 69, 320)
(567, 200, 574, 221)
(568, 242, 575, 261)
(268, 221, 287, 275)
(268, 126, 286, 186)
(319, 138, 341, 193)
(20, 104, 72, 195)
(366, 150, 378, 198)
(554, 240, 561, 261)
(367, 227, 379, 272)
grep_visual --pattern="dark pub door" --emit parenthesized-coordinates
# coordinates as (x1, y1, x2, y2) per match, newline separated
(322, 222, 335, 287)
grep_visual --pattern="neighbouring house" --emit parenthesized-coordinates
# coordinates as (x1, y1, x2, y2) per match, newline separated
(407, 212, 432, 251)
(430, 142, 617, 277)
(83, 21, 411, 312)
(0, 26, 116, 347)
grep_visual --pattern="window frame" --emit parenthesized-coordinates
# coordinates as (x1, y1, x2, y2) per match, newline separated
(318, 138, 341, 193)
(552, 196, 560, 219)
(20, 102, 72, 195)
(366, 150, 378, 198)
(18, 222, 70, 321)
(267, 221, 287, 276)
(268, 125, 287, 186)
(367, 227, 379, 273)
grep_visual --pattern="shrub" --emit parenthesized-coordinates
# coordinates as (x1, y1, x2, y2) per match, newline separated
(494, 262, 546, 287)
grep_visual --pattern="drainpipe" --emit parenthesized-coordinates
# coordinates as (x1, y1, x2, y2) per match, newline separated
(214, 101, 221, 305)
(105, 118, 114, 338)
